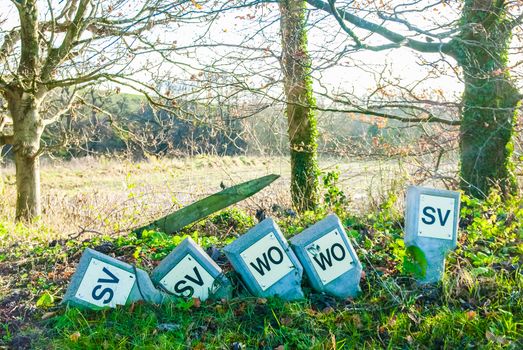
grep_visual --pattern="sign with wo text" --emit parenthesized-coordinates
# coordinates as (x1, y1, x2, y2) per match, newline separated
(241, 232, 294, 291)
(224, 218, 304, 300)
(305, 229, 354, 285)
(290, 214, 362, 298)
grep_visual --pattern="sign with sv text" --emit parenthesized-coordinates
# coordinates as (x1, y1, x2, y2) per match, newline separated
(74, 258, 135, 308)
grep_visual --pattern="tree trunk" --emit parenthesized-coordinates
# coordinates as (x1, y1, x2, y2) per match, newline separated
(280, 0, 320, 211)
(460, 72, 520, 198)
(8, 92, 44, 221)
(15, 146, 41, 221)
(456, 0, 521, 198)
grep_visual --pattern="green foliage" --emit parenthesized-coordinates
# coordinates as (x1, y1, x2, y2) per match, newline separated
(403, 245, 428, 279)
(321, 169, 349, 215)
(36, 291, 55, 309)
(208, 207, 255, 233)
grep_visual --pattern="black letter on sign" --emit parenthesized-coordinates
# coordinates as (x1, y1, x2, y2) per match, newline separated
(313, 249, 333, 271)
(313, 244, 347, 270)
(331, 243, 346, 261)
(97, 267, 120, 284)
(185, 267, 204, 286)
(250, 253, 271, 276)
(437, 209, 451, 226)
(92, 285, 114, 304)
(421, 206, 436, 225)
(267, 246, 284, 264)
(249, 246, 284, 276)
(174, 280, 194, 297)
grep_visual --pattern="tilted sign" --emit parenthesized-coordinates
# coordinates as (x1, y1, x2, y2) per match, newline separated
(151, 237, 232, 301)
(224, 218, 304, 300)
(291, 214, 362, 298)
(75, 258, 135, 307)
(241, 232, 295, 291)
(404, 186, 461, 283)
(63, 248, 165, 309)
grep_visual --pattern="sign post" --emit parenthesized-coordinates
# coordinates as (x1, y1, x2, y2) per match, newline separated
(151, 237, 232, 301)
(290, 214, 362, 298)
(404, 186, 461, 283)
(63, 248, 165, 309)
(223, 218, 304, 300)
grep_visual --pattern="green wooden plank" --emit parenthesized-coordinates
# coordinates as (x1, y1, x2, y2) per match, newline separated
(133, 174, 280, 236)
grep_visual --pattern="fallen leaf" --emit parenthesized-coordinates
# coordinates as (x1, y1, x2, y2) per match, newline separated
(352, 314, 362, 329)
(41, 311, 57, 320)
(129, 302, 136, 314)
(387, 315, 397, 327)
(256, 298, 267, 305)
(192, 297, 201, 308)
(322, 306, 334, 314)
(407, 313, 419, 324)
(280, 317, 292, 326)
(465, 310, 476, 320)
(69, 331, 81, 342)
(486, 331, 509, 345)
(234, 302, 247, 316)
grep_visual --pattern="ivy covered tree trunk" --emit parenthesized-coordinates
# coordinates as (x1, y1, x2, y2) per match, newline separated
(456, 0, 521, 198)
(8, 91, 44, 221)
(279, 0, 320, 211)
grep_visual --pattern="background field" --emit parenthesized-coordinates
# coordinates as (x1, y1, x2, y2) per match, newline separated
(0, 155, 438, 236)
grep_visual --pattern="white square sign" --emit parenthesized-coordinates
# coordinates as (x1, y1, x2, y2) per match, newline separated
(306, 229, 354, 285)
(159, 254, 216, 300)
(75, 258, 136, 308)
(417, 194, 456, 240)
(241, 232, 295, 291)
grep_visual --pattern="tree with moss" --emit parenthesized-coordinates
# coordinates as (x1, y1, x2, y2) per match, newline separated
(307, 0, 523, 198)
(279, 0, 320, 211)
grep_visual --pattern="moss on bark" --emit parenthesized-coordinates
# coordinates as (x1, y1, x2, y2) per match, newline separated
(454, 0, 520, 198)
(280, 0, 320, 211)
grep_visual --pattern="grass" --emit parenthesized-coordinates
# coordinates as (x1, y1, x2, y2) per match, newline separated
(0, 155, 444, 234)
(0, 156, 521, 349)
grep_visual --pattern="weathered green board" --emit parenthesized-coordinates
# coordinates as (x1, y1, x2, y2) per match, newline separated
(133, 174, 279, 236)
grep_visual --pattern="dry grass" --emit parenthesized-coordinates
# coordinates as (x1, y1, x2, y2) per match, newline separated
(0, 154, 457, 241)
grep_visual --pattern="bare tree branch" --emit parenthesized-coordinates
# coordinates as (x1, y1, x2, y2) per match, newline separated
(306, 0, 455, 55)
